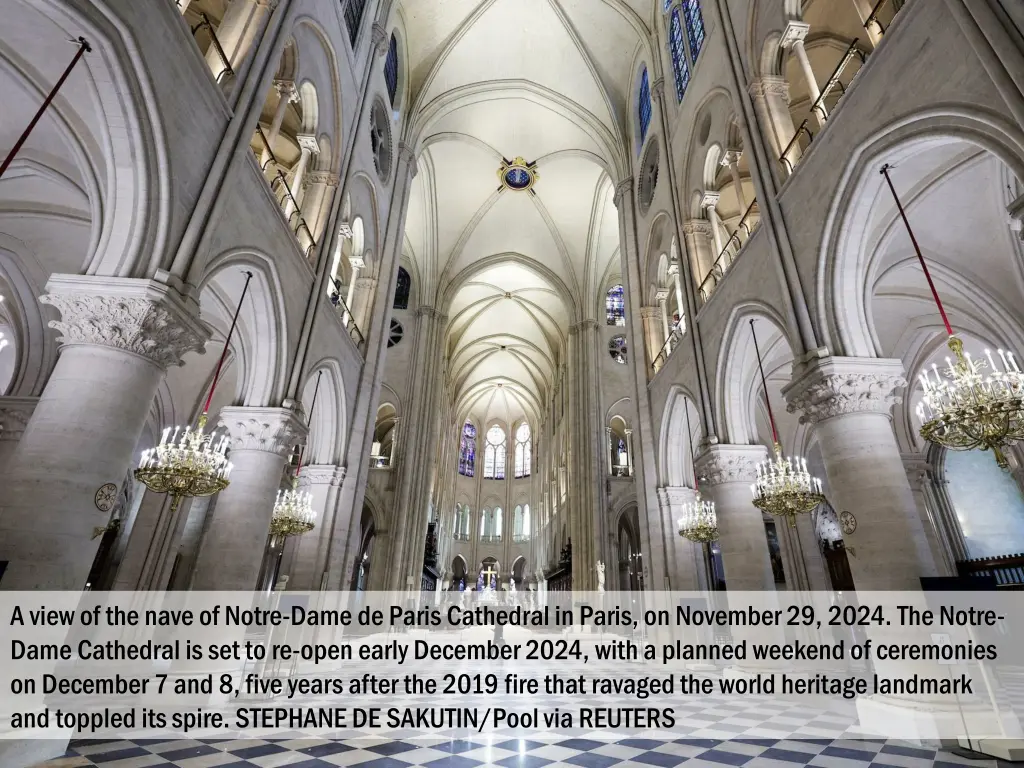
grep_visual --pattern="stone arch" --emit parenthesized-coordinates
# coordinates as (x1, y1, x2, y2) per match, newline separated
(658, 384, 702, 487)
(300, 358, 346, 465)
(820, 108, 1024, 359)
(715, 301, 796, 445)
(197, 250, 289, 408)
(0, 235, 56, 396)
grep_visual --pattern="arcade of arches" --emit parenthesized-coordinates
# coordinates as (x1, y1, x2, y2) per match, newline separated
(1, 0, 1024, 685)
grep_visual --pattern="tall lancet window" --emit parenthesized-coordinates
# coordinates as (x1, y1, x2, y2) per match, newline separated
(344, 0, 368, 47)
(484, 425, 507, 480)
(669, 9, 691, 102)
(638, 67, 652, 148)
(514, 422, 532, 478)
(683, 0, 706, 62)
(606, 285, 625, 326)
(384, 33, 399, 107)
(458, 421, 476, 477)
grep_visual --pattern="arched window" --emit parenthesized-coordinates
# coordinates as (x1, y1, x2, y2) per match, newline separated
(682, 0, 705, 62)
(494, 508, 503, 539)
(384, 33, 399, 107)
(514, 422, 532, 478)
(669, 9, 691, 102)
(393, 266, 411, 309)
(343, 0, 368, 47)
(523, 504, 531, 537)
(606, 285, 625, 326)
(638, 67, 652, 148)
(513, 505, 524, 538)
(462, 506, 472, 539)
(484, 425, 506, 479)
(458, 421, 476, 477)
(480, 509, 488, 539)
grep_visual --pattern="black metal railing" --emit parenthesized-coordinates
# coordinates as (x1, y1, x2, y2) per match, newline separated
(480, 534, 502, 544)
(697, 200, 760, 304)
(864, 0, 905, 37)
(809, 39, 867, 124)
(512, 534, 531, 544)
(780, 119, 815, 175)
(329, 277, 365, 350)
(453, 532, 470, 542)
(956, 553, 1024, 589)
(652, 322, 685, 372)
(252, 124, 318, 260)
(189, 12, 234, 83)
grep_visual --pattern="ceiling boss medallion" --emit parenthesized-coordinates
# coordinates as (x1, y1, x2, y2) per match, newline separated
(498, 157, 538, 193)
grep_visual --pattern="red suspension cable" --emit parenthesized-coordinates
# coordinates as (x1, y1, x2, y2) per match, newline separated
(202, 271, 253, 415)
(750, 319, 779, 446)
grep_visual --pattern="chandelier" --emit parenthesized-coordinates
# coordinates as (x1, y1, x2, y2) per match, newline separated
(270, 370, 322, 538)
(882, 165, 1024, 469)
(677, 400, 719, 543)
(134, 271, 252, 512)
(270, 481, 315, 537)
(747, 320, 825, 526)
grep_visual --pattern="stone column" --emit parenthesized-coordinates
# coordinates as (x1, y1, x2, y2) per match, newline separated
(0, 397, 38, 471)
(605, 427, 614, 475)
(343, 258, 363, 328)
(701, 192, 725, 258)
(850, 0, 883, 47)
(206, 0, 277, 77)
(784, 356, 929, 589)
(191, 406, 306, 590)
(695, 444, 774, 590)
(683, 219, 715, 293)
(722, 150, 747, 211)
(261, 79, 297, 171)
(285, 465, 346, 590)
(781, 21, 826, 126)
(748, 77, 799, 171)
(299, 171, 340, 251)
(669, 261, 686, 333)
(0, 277, 207, 590)
(657, 487, 704, 590)
(641, 306, 665, 370)
(656, 289, 672, 353)
(902, 453, 949, 577)
(284, 134, 319, 221)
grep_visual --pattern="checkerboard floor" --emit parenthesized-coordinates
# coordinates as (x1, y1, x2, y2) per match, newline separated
(50, 736, 1018, 768)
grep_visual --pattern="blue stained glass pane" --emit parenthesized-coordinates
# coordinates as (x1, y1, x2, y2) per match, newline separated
(683, 0, 705, 62)
(459, 421, 476, 477)
(606, 284, 625, 326)
(638, 68, 652, 149)
(393, 267, 411, 309)
(670, 10, 691, 102)
(344, 0, 367, 47)
(384, 34, 399, 107)
(504, 167, 531, 189)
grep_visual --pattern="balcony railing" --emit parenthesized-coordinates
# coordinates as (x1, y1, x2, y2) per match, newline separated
(329, 278, 366, 350)
(512, 534, 531, 544)
(480, 534, 502, 544)
(809, 39, 867, 124)
(252, 124, 318, 261)
(698, 200, 760, 305)
(864, 0, 905, 38)
(189, 12, 233, 83)
(453, 532, 470, 542)
(780, 119, 814, 175)
(611, 465, 632, 478)
(652, 322, 685, 373)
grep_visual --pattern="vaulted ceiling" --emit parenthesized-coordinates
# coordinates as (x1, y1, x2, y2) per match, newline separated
(399, 0, 653, 423)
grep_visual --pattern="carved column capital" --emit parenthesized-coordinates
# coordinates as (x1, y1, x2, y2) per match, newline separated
(780, 20, 810, 47)
(721, 149, 743, 167)
(304, 171, 340, 187)
(747, 76, 791, 101)
(273, 79, 298, 101)
(683, 219, 713, 237)
(372, 22, 389, 57)
(301, 463, 347, 487)
(613, 178, 634, 208)
(651, 77, 666, 103)
(657, 486, 698, 510)
(397, 141, 418, 178)
(0, 397, 39, 442)
(218, 406, 308, 456)
(694, 444, 767, 486)
(784, 356, 906, 425)
(639, 306, 662, 320)
(297, 134, 320, 154)
(40, 275, 208, 370)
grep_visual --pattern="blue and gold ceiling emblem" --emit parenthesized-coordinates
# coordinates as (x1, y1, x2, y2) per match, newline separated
(498, 157, 538, 193)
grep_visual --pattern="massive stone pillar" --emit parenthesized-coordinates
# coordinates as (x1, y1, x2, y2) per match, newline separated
(695, 444, 774, 590)
(0, 276, 207, 590)
(286, 465, 346, 590)
(0, 397, 37, 471)
(191, 406, 305, 590)
(784, 357, 931, 589)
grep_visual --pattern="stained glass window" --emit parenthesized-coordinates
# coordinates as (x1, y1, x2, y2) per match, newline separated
(384, 34, 399, 107)
(458, 421, 476, 477)
(514, 422, 532, 478)
(484, 425, 506, 479)
(670, 9, 691, 102)
(344, 0, 367, 47)
(523, 504, 531, 536)
(638, 67, 652, 148)
(683, 0, 705, 62)
(606, 285, 625, 326)
(393, 266, 410, 309)
(480, 509, 488, 538)
(494, 507, 503, 538)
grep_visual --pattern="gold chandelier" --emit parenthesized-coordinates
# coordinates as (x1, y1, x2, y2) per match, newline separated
(135, 272, 253, 513)
(677, 400, 719, 543)
(882, 165, 1024, 469)
(747, 320, 825, 526)
(270, 370, 322, 538)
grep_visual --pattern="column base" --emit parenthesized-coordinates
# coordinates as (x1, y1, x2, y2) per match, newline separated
(856, 695, 1006, 741)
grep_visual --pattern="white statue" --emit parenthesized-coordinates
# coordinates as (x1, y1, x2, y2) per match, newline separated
(596, 561, 605, 593)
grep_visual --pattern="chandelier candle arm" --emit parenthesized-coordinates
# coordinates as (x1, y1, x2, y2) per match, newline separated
(270, 370, 323, 537)
(678, 399, 719, 543)
(881, 164, 1024, 469)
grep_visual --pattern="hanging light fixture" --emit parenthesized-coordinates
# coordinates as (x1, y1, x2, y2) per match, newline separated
(881, 164, 1024, 469)
(678, 401, 718, 543)
(135, 271, 254, 515)
(748, 319, 825, 526)
(269, 370, 321, 538)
